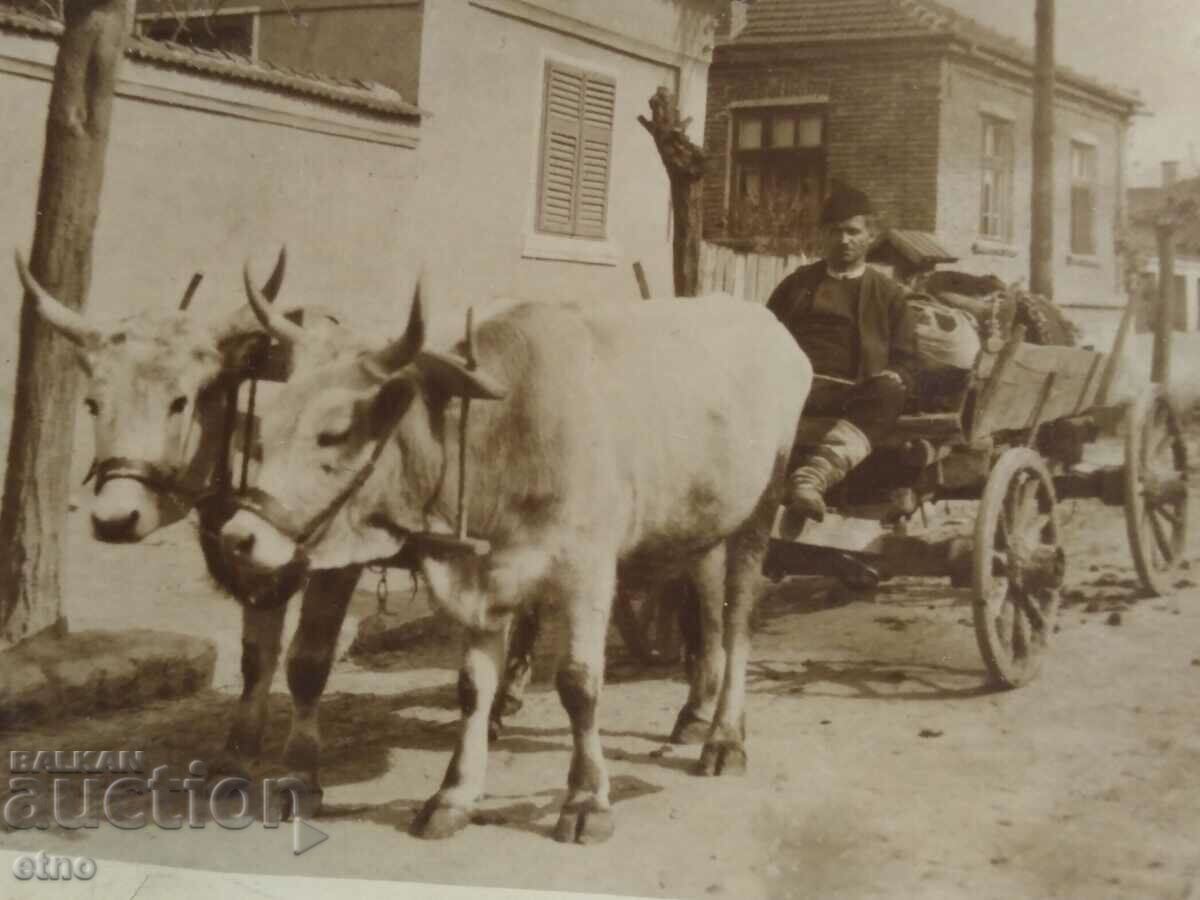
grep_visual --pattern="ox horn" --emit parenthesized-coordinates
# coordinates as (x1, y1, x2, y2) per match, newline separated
(15, 251, 101, 347)
(243, 255, 306, 347)
(261, 245, 287, 302)
(178, 272, 204, 311)
(369, 280, 425, 375)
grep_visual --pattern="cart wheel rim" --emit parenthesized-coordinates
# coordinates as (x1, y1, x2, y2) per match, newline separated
(973, 448, 1062, 688)
(1125, 390, 1190, 596)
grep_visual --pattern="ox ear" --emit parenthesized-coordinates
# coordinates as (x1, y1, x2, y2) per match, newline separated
(363, 374, 418, 439)
(211, 304, 272, 373)
(416, 351, 506, 401)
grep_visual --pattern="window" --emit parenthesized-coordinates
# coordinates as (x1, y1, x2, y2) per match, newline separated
(535, 62, 615, 240)
(137, 12, 256, 58)
(729, 107, 826, 243)
(980, 116, 1014, 240)
(1070, 141, 1098, 255)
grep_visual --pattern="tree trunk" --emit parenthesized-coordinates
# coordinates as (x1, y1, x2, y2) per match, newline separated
(639, 87, 706, 297)
(1030, 0, 1055, 298)
(0, 0, 129, 649)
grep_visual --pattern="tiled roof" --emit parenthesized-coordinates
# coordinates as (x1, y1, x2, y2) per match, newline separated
(0, 5, 421, 119)
(730, 0, 1140, 111)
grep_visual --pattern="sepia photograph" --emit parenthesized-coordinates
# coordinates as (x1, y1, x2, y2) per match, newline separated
(0, 0, 1197, 897)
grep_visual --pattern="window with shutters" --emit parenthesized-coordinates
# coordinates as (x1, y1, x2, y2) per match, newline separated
(980, 115, 1015, 241)
(1069, 141, 1098, 256)
(536, 61, 615, 240)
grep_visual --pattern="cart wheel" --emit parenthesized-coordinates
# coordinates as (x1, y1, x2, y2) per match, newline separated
(612, 582, 685, 666)
(973, 448, 1064, 689)
(1124, 388, 1190, 596)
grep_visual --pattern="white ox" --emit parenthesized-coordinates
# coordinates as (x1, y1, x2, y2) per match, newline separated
(221, 278, 812, 843)
(15, 252, 364, 796)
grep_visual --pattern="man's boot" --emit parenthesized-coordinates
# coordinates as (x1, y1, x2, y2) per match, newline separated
(784, 419, 872, 525)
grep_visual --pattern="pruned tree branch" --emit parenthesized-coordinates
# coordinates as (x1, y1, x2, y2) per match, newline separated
(638, 86, 706, 182)
(639, 87, 707, 296)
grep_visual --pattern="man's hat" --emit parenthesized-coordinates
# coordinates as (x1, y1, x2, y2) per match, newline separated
(821, 183, 874, 224)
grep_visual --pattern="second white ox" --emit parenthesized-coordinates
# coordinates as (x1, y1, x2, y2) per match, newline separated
(220, 278, 811, 844)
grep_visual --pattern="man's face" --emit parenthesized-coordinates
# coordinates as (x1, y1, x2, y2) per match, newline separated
(822, 215, 873, 271)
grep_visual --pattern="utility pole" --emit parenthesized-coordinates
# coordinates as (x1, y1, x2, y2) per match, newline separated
(1030, 0, 1055, 298)
(0, 0, 130, 648)
(1152, 221, 1177, 385)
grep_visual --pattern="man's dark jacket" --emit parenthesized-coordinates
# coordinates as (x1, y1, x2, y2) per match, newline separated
(765, 261, 918, 390)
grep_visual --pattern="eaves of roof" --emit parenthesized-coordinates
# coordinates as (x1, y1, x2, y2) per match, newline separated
(722, 0, 1140, 115)
(0, 5, 423, 121)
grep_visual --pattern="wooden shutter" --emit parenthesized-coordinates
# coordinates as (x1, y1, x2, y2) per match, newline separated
(538, 63, 584, 235)
(576, 73, 615, 238)
(537, 63, 615, 239)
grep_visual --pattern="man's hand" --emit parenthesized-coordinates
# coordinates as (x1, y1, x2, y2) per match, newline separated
(879, 369, 905, 386)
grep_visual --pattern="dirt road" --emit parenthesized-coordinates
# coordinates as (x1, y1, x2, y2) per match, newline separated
(2, 437, 1199, 900)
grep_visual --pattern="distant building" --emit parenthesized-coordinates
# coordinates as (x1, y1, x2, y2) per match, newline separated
(1126, 162, 1200, 334)
(704, 0, 1142, 320)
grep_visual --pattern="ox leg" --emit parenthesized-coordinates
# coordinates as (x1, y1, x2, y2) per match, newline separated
(412, 622, 508, 839)
(553, 564, 616, 845)
(698, 523, 768, 777)
(489, 600, 538, 742)
(670, 545, 726, 745)
(217, 601, 288, 775)
(279, 566, 359, 817)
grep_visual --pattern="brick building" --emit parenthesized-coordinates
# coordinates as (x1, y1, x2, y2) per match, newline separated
(704, 0, 1142, 312)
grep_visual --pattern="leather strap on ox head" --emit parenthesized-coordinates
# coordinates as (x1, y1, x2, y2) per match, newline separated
(229, 411, 405, 566)
(85, 456, 191, 499)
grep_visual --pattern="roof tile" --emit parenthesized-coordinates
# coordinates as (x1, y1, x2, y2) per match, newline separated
(0, 4, 421, 120)
(731, 0, 1139, 110)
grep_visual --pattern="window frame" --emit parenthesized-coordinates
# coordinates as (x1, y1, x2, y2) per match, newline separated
(533, 59, 616, 242)
(979, 114, 1015, 242)
(135, 6, 260, 60)
(1069, 140, 1098, 257)
(727, 104, 829, 244)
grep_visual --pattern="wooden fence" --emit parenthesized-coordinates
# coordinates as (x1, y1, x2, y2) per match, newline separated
(698, 242, 810, 306)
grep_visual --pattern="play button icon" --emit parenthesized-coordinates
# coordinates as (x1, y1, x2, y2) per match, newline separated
(293, 817, 329, 856)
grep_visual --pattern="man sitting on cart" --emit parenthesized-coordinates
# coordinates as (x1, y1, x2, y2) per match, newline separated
(767, 183, 918, 525)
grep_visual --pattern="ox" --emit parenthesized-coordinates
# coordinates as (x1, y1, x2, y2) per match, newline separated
(220, 275, 812, 843)
(15, 252, 363, 802)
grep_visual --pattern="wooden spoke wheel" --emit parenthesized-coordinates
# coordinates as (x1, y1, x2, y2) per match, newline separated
(612, 580, 687, 666)
(1125, 388, 1190, 597)
(972, 448, 1064, 689)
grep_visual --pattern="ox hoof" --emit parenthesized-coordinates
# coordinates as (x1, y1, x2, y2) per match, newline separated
(697, 741, 747, 777)
(411, 797, 471, 840)
(553, 803, 614, 845)
(271, 776, 323, 821)
(209, 750, 254, 780)
(498, 692, 525, 718)
(669, 707, 712, 745)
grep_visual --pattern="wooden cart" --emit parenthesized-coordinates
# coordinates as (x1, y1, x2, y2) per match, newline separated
(762, 325, 1191, 689)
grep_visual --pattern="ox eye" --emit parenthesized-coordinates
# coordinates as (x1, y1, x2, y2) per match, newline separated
(83, 398, 99, 416)
(316, 428, 349, 448)
(169, 396, 188, 416)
